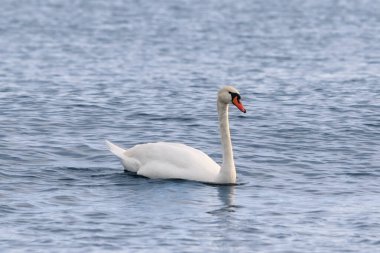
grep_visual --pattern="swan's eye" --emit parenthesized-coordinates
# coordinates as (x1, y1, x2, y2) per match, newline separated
(229, 92, 241, 102)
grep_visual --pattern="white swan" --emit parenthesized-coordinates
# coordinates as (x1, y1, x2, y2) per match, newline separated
(106, 86, 246, 184)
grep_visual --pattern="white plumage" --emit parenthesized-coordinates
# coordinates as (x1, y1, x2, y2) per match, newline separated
(106, 86, 246, 184)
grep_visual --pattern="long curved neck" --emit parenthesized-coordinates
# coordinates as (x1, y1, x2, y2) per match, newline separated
(217, 100, 236, 183)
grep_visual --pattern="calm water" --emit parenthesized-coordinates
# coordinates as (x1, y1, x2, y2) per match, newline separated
(1, 0, 380, 252)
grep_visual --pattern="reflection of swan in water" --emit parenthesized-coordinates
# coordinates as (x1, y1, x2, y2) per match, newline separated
(218, 185, 235, 207)
(208, 185, 236, 214)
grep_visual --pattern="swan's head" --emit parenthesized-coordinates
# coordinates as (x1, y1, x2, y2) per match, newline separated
(218, 86, 246, 113)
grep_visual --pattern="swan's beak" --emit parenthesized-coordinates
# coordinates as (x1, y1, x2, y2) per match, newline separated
(232, 97, 246, 113)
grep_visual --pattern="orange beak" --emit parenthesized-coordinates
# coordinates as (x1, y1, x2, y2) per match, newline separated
(232, 96, 246, 113)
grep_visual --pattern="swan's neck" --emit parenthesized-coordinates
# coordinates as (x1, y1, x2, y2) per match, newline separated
(217, 101, 236, 184)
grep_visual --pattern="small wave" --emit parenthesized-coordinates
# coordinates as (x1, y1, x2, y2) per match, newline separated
(342, 172, 378, 177)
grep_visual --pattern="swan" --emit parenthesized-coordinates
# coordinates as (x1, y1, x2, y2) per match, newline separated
(106, 86, 246, 184)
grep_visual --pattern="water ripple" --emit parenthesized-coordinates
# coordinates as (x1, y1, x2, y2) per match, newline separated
(1, 0, 380, 252)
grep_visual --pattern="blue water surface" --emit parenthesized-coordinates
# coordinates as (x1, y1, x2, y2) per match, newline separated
(1, 0, 379, 252)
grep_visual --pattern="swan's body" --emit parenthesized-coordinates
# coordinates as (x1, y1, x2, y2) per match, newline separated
(106, 141, 221, 182)
(106, 86, 246, 184)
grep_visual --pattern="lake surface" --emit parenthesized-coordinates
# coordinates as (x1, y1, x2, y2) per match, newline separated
(1, 0, 379, 252)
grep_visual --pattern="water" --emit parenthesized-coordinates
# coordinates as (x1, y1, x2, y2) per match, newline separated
(1, 0, 379, 252)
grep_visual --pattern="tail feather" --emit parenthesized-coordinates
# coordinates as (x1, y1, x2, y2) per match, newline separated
(105, 140, 126, 159)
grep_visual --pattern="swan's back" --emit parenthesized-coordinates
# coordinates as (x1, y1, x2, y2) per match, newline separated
(121, 142, 221, 182)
